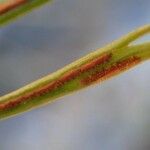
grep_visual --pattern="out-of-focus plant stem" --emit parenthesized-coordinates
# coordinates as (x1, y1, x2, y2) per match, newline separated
(0, 25, 150, 120)
(0, 0, 53, 26)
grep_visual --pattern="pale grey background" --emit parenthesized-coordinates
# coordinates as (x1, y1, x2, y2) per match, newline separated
(0, 0, 150, 149)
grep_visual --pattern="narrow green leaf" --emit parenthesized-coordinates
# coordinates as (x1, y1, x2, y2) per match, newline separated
(0, 25, 150, 120)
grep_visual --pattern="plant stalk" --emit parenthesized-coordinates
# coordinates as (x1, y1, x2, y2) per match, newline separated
(0, 0, 53, 26)
(0, 25, 150, 120)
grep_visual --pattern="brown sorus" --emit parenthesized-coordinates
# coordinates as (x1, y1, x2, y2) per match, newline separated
(82, 56, 141, 85)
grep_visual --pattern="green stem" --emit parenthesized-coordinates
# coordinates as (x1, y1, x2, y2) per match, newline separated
(0, 25, 150, 120)
(0, 0, 53, 26)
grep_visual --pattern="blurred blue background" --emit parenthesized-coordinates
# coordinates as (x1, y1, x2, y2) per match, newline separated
(0, 0, 150, 149)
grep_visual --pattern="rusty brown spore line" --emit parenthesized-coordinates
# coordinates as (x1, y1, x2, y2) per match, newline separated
(82, 56, 141, 85)
(0, 0, 27, 15)
(0, 53, 111, 110)
(0, 53, 141, 110)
